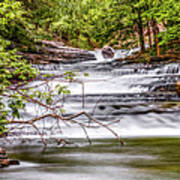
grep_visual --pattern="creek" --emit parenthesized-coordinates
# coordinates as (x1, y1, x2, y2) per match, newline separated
(1, 49, 180, 179)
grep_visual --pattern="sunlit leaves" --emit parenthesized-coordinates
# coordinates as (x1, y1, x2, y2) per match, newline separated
(0, 0, 37, 134)
(28, 0, 122, 49)
(0, 0, 34, 49)
(55, 85, 71, 95)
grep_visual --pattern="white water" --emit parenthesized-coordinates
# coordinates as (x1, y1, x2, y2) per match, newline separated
(90, 47, 140, 63)
(4, 49, 180, 144)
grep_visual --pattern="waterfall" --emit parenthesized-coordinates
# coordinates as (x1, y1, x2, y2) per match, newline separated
(3, 48, 180, 145)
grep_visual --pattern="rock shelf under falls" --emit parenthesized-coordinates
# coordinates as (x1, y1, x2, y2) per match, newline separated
(18, 40, 96, 64)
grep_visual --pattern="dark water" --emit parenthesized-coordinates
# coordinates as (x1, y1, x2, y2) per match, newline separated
(1, 138, 180, 180)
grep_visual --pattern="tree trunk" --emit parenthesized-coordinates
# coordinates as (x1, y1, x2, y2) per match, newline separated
(147, 21, 152, 48)
(137, 10, 145, 53)
(155, 24, 160, 56)
(152, 19, 160, 56)
(156, 35, 160, 56)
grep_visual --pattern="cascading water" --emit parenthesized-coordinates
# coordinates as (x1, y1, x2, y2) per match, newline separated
(1, 48, 180, 180)
(4, 49, 180, 145)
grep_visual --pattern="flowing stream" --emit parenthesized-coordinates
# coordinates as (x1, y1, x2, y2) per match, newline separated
(1, 49, 180, 179)
(29, 49, 180, 138)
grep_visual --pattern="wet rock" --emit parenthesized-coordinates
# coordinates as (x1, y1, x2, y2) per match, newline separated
(0, 147, 20, 168)
(9, 159, 20, 165)
(0, 159, 10, 167)
(0, 159, 19, 168)
(0, 147, 6, 155)
(102, 46, 115, 59)
(18, 40, 96, 64)
(176, 81, 180, 96)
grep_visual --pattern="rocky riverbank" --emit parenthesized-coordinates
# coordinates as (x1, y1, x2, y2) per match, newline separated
(0, 147, 20, 168)
(117, 48, 180, 64)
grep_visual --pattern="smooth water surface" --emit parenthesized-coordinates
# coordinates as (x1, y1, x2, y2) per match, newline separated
(1, 138, 180, 180)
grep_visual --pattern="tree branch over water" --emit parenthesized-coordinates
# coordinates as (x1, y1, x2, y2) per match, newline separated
(3, 73, 123, 147)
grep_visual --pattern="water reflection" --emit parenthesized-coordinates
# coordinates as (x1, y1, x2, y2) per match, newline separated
(1, 138, 180, 180)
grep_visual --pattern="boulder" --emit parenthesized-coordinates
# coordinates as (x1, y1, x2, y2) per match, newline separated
(101, 46, 115, 59)
(0, 147, 6, 155)
(0, 159, 10, 167)
(176, 81, 180, 96)
(0, 147, 20, 168)
(0, 159, 20, 168)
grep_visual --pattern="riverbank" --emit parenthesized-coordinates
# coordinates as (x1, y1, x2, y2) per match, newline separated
(117, 46, 180, 64)
(18, 39, 179, 65)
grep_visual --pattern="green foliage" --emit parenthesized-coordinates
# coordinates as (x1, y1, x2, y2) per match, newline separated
(119, 0, 179, 51)
(157, 0, 180, 45)
(0, 0, 36, 135)
(18, 0, 179, 50)
(0, 0, 35, 50)
(55, 85, 71, 95)
(22, 0, 122, 49)
(0, 42, 37, 134)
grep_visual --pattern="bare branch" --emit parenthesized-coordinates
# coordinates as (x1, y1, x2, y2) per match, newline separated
(4, 73, 123, 147)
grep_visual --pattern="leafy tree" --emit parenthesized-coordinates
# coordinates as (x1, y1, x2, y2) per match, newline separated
(0, 0, 37, 135)
(118, 0, 179, 54)
(20, 0, 123, 49)
(16, 0, 179, 52)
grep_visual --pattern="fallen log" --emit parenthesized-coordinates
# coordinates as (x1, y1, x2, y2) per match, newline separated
(41, 40, 65, 48)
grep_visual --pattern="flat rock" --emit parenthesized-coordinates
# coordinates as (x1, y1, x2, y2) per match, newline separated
(18, 40, 96, 64)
